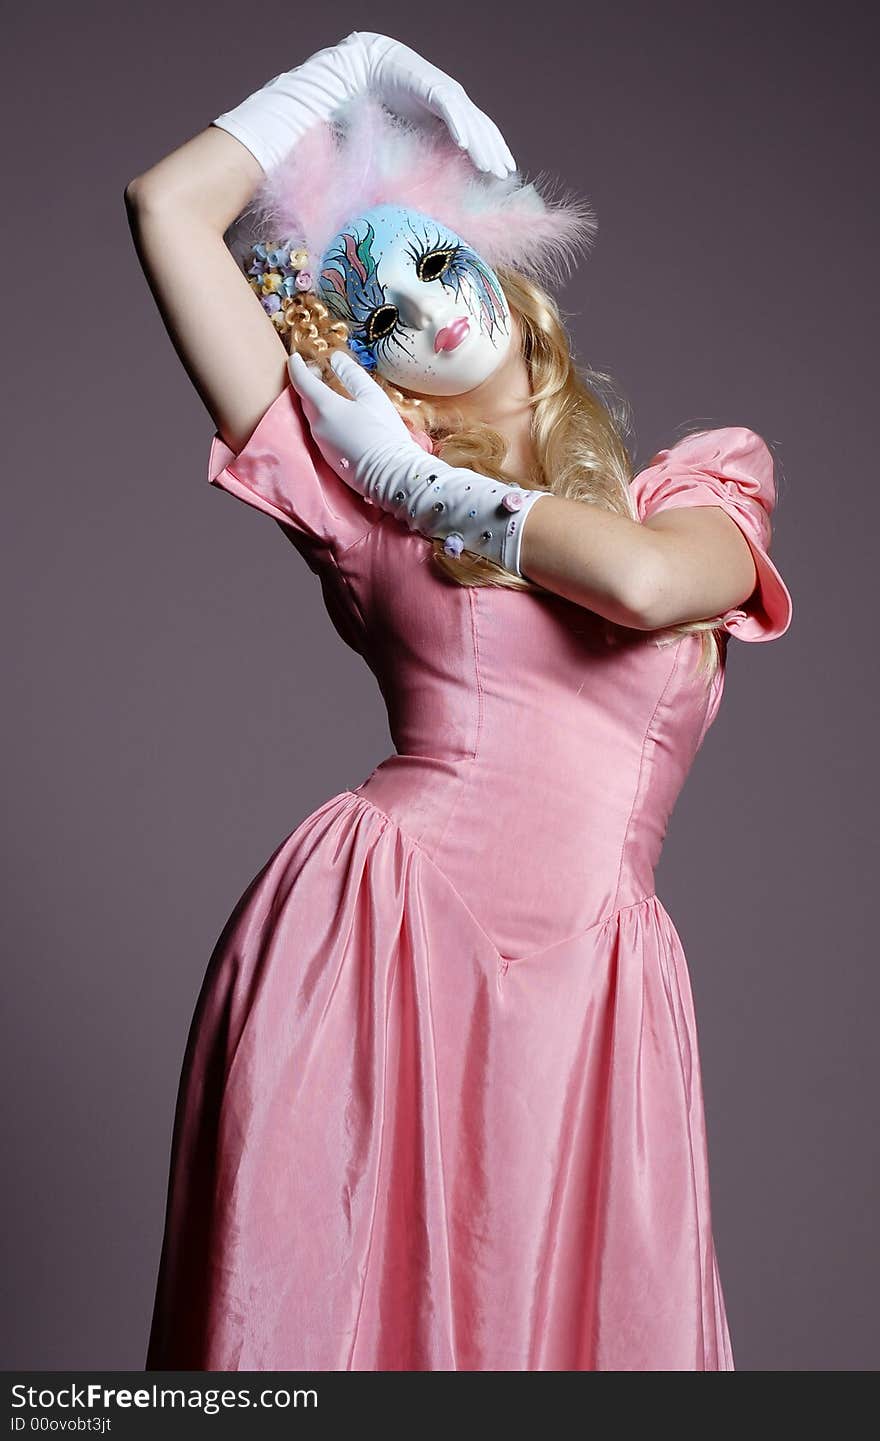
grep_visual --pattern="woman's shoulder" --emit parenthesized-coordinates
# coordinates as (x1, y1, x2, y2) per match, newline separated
(632, 425, 778, 522)
(640, 425, 773, 483)
(630, 424, 792, 643)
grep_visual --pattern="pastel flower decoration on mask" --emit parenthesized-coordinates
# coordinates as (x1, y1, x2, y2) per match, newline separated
(245, 238, 315, 330)
(345, 334, 378, 370)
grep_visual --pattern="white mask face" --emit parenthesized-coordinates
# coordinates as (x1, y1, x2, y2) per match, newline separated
(317, 203, 512, 396)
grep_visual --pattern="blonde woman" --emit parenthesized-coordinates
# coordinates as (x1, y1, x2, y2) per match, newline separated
(128, 31, 793, 1372)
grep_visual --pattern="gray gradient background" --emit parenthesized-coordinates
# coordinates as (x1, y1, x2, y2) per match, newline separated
(3, 0, 877, 1372)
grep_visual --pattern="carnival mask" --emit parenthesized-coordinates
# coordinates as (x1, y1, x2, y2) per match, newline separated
(317, 203, 513, 396)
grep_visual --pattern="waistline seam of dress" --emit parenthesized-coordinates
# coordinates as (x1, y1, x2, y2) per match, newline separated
(342, 786, 660, 971)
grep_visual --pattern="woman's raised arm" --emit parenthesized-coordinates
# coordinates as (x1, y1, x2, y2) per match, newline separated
(125, 125, 288, 456)
(125, 34, 516, 457)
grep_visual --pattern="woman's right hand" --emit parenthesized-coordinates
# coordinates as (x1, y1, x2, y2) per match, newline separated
(212, 31, 516, 180)
(357, 32, 517, 179)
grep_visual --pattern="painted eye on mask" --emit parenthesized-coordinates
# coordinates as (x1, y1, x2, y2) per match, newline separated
(415, 247, 458, 283)
(363, 246, 459, 342)
(364, 303, 399, 343)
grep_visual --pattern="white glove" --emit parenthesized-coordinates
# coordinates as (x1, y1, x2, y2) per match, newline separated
(287, 349, 552, 578)
(212, 30, 516, 179)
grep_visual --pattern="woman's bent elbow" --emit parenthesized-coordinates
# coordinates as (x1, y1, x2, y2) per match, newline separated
(617, 550, 667, 631)
(124, 176, 165, 213)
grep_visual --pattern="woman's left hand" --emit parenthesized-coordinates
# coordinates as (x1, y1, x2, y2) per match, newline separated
(288, 347, 551, 579)
(287, 348, 426, 502)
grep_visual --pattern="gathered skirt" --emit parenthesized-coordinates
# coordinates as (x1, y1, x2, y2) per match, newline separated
(145, 787, 734, 1371)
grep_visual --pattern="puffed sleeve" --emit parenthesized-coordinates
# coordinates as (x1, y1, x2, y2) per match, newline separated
(629, 426, 793, 642)
(207, 381, 435, 555)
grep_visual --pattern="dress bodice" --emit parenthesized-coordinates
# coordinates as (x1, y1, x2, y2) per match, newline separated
(207, 387, 793, 961)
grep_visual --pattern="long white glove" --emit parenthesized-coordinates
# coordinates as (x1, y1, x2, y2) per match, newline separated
(287, 349, 552, 578)
(212, 30, 516, 179)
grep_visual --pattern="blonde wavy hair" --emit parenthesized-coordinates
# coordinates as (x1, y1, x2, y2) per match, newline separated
(276, 266, 732, 685)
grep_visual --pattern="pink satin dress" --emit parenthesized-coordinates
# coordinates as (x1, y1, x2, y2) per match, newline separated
(145, 384, 793, 1372)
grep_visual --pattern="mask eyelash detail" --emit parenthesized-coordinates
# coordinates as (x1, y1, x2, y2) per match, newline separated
(403, 219, 508, 344)
(361, 223, 456, 358)
(363, 230, 458, 360)
(319, 219, 414, 363)
(371, 325, 416, 365)
(368, 221, 460, 362)
(323, 214, 508, 363)
(403, 223, 461, 284)
(363, 303, 399, 345)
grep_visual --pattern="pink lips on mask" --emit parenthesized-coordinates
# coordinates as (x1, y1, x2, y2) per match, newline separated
(434, 316, 470, 353)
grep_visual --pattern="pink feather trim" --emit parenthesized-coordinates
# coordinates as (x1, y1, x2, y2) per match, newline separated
(232, 93, 598, 290)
